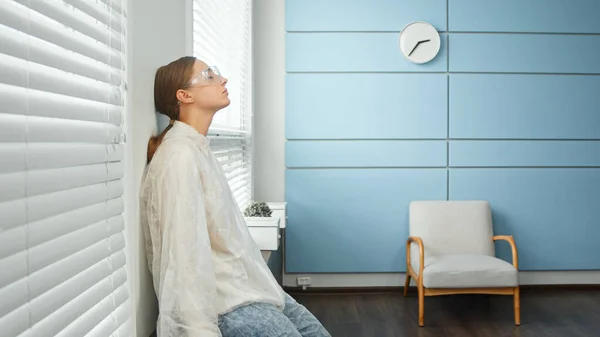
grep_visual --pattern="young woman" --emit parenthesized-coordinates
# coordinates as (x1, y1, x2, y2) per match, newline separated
(140, 56, 331, 337)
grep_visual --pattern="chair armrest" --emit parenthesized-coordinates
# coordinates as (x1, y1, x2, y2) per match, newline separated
(493, 235, 519, 269)
(406, 236, 425, 278)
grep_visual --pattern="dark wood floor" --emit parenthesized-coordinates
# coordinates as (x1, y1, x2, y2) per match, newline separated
(291, 288, 600, 337)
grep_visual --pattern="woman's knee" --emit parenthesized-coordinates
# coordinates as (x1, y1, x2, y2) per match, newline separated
(219, 303, 302, 337)
(283, 294, 332, 337)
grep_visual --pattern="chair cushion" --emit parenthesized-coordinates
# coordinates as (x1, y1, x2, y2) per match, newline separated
(422, 254, 518, 288)
(409, 201, 496, 272)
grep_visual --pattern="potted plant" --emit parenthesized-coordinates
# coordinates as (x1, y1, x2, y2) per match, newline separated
(243, 201, 280, 228)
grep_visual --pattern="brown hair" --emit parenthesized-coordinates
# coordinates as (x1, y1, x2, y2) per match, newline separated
(147, 56, 197, 163)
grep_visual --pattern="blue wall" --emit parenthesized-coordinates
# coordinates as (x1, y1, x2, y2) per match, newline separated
(284, 0, 600, 273)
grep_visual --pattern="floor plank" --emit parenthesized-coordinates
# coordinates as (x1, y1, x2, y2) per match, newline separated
(291, 288, 600, 337)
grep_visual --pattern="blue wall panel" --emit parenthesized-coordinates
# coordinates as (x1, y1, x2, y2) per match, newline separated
(450, 74, 600, 139)
(286, 33, 447, 72)
(286, 0, 447, 32)
(449, 34, 600, 74)
(449, 169, 600, 270)
(285, 1, 600, 273)
(449, 0, 600, 33)
(285, 169, 447, 273)
(450, 141, 600, 167)
(287, 141, 447, 168)
(286, 74, 447, 139)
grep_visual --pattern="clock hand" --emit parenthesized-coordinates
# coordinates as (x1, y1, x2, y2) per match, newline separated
(408, 39, 431, 56)
(408, 43, 419, 56)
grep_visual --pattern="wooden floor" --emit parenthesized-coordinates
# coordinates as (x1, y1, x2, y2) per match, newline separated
(291, 288, 600, 337)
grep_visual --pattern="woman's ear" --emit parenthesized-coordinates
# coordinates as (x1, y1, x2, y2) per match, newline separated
(176, 89, 194, 104)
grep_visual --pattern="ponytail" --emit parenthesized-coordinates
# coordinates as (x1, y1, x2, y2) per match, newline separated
(149, 56, 196, 163)
(146, 122, 174, 164)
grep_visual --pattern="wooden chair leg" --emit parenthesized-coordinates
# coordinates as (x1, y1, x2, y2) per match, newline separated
(403, 273, 411, 297)
(514, 286, 521, 326)
(418, 281, 424, 327)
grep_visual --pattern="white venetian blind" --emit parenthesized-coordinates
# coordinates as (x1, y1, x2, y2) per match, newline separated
(192, 0, 253, 210)
(0, 1, 132, 336)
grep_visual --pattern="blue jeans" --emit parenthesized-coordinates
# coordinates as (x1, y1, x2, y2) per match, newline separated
(218, 293, 331, 337)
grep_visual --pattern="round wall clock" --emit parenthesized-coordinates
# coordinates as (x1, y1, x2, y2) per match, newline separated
(399, 21, 441, 64)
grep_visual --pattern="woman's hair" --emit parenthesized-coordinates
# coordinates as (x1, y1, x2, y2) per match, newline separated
(147, 56, 197, 163)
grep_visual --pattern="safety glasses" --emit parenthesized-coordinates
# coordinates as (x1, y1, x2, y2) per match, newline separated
(184, 65, 222, 87)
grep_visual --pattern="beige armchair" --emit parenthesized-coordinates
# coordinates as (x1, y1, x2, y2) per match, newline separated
(404, 200, 520, 327)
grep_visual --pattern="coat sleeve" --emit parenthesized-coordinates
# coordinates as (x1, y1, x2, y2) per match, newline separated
(154, 149, 222, 337)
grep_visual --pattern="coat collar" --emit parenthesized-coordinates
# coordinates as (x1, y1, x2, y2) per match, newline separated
(164, 120, 210, 150)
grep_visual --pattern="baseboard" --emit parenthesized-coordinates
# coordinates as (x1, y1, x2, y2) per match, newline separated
(283, 271, 600, 288)
(284, 283, 600, 295)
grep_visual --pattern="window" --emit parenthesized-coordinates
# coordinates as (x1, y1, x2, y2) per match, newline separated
(192, 0, 253, 210)
(0, 1, 131, 336)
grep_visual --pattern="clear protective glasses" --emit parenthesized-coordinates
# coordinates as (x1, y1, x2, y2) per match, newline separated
(184, 65, 222, 88)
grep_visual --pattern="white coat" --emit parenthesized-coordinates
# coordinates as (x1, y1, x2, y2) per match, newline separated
(140, 121, 284, 336)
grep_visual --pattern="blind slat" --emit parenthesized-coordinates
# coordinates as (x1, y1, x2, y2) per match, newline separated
(27, 116, 121, 144)
(64, 0, 125, 35)
(0, 54, 123, 106)
(29, 216, 123, 275)
(29, 233, 125, 301)
(0, 277, 27, 319)
(16, 0, 124, 52)
(0, 2, 123, 69)
(0, 171, 25, 203)
(0, 24, 122, 85)
(216, 154, 251, 168)
(85, 297, 131, 337)
(31, 251, 126, 329)
(29, 198, 123, 249)
(0, 84, 122, 125)
(0, 199, 124, 261)
(98, 0, 126, 17)
(31, 270, 127, 337)
(228, 172, 251, 190)
(111, 318, 133, 337)
(53, 283, 128, 337)
(223, 162, 250, 178)
(28, 183, 106, 223)
(108, 162, 124, 181)
(28, 164, 107, 198)
(27, 144, 118, 170)
(0, 198, 26, 236)
(0, 251, 27, 290)
(0, 225, 25, 261)
(0, 113, 26, 143)
(0, 302, 29, 337)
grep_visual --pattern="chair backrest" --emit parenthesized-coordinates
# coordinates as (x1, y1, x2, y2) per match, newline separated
(408, 200, 495, 270)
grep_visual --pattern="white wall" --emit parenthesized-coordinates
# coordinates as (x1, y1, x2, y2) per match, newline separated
(251, 0, 600, 287)
(126, 0, 190, 336)
(252, 0, 287, 202)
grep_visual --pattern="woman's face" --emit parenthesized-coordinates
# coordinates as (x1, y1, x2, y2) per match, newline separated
(182, 60, 230, 112)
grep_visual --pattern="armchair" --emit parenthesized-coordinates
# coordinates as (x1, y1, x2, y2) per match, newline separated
(404, 200, 520, 327)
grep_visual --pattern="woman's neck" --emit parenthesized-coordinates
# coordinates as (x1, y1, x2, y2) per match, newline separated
(179, 110, 214, 136)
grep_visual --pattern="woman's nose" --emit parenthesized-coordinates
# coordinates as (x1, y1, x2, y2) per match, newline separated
(221, 77, 228, 85)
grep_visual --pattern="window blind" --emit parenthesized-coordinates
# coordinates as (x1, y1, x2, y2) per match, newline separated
(0, 1, 131, 336)
(192, 0, 253, 210)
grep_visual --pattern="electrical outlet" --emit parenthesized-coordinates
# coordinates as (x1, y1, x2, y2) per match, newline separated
(296, 276, 311, 286)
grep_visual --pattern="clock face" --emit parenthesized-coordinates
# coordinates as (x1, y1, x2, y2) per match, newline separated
(399, 21, 441, 64)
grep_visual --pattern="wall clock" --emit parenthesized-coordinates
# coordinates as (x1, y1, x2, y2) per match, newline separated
(399, 21, 441, 64)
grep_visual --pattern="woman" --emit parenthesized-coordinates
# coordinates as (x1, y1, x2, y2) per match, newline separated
(140, 56, 331, 337)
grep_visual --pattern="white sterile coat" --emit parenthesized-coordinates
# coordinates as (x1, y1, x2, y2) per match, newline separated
(140, 121, 284, 336)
